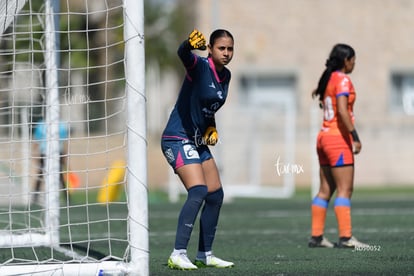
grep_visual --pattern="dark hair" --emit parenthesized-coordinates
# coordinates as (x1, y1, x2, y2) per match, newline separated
(312, 44, 355, 105)
(209, 29, 234, 46)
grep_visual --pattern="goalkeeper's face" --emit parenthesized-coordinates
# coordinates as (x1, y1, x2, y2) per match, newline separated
(209, 36, 234, 71)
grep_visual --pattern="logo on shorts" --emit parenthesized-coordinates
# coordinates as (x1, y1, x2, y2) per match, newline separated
(164, 148, 175, 163)
(183, 144, 199, 159)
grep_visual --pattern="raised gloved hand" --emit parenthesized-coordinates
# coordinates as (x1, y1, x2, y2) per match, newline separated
(203, 126, 218, 146)
(188, 29, 207, 50)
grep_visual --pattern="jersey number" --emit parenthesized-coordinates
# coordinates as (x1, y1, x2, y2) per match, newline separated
(323, 96, 334, 121)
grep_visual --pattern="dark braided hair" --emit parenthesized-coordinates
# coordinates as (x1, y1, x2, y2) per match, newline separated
(209, 29, 233, 46)
(207, 29, 234, 58)
(312, 44, 355, 107)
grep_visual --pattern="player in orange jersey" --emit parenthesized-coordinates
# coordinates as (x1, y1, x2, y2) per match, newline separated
(308, 44, 369, 249)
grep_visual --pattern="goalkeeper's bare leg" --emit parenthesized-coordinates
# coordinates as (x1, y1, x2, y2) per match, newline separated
(195, 159, 233, 268)
(168, 160, 233, 269)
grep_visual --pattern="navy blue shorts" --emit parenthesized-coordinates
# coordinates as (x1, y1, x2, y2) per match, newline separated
(161, 137, 213, 171)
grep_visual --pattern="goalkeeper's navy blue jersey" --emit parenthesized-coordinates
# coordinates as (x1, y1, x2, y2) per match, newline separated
(162, 41, 231, 144)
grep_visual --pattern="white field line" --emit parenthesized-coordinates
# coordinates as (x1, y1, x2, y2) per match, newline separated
(150, 207, 414, 219)
(254, 208, 414, 218)
(150, 227, 414, 237)
(150, 207, 414, 237)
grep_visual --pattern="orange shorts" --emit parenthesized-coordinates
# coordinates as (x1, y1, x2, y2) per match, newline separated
(316, 132, 353, 167)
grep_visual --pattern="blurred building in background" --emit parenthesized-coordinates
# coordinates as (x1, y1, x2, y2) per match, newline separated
(148, 0, 414, 190)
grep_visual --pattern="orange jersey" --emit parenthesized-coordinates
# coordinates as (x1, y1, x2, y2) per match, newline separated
(321, 71, 356, 134)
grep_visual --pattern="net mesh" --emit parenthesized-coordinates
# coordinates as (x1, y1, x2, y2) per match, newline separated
(0, 0, 130, 268)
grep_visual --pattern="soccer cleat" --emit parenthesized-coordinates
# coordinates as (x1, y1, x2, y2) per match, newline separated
(336, 236, 369, 249)
(308, 236, 334, 248)
(194, 255, 234, 268)
(168, 253, 198, 270)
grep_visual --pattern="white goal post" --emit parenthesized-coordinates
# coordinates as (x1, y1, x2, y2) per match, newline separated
(0, 0, 148, 275)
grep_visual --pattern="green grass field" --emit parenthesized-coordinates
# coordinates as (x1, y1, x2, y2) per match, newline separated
(0, 187, 413, 275)
(149, 187, 414, 275)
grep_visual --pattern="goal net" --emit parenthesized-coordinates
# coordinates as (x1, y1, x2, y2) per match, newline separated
(0, 0, 147, 275)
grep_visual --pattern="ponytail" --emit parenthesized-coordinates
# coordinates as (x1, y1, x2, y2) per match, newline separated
(312, 66, 333, 103)
(312, 44, 355, 108)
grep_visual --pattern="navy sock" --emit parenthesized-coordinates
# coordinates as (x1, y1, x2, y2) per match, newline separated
(174, 185, 208, 250)
(198, 188, 224, 253)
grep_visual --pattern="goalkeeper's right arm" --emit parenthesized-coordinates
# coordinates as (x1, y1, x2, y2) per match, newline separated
(188, 29, 206, 50)
(178, 29, 206, 67)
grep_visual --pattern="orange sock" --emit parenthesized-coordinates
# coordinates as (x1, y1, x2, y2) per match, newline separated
(334, 197, 352, 238)
(311, 197, 329, 237)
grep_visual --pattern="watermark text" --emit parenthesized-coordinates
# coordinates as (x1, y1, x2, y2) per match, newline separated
(275, 156, 304, 176)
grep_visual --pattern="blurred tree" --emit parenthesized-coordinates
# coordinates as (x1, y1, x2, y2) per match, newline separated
(59, 0, 125, 133)
(0, 0, 46, 132)
(0, 0, 194, 133)
(144, 0, 195, 74)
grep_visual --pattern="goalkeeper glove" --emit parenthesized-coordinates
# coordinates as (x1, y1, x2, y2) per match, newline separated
(203, 126, 218, 146)
(188, 29, 207, 50)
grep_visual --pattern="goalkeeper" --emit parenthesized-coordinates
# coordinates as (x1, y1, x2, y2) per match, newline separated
(161, 29, 234, 270)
